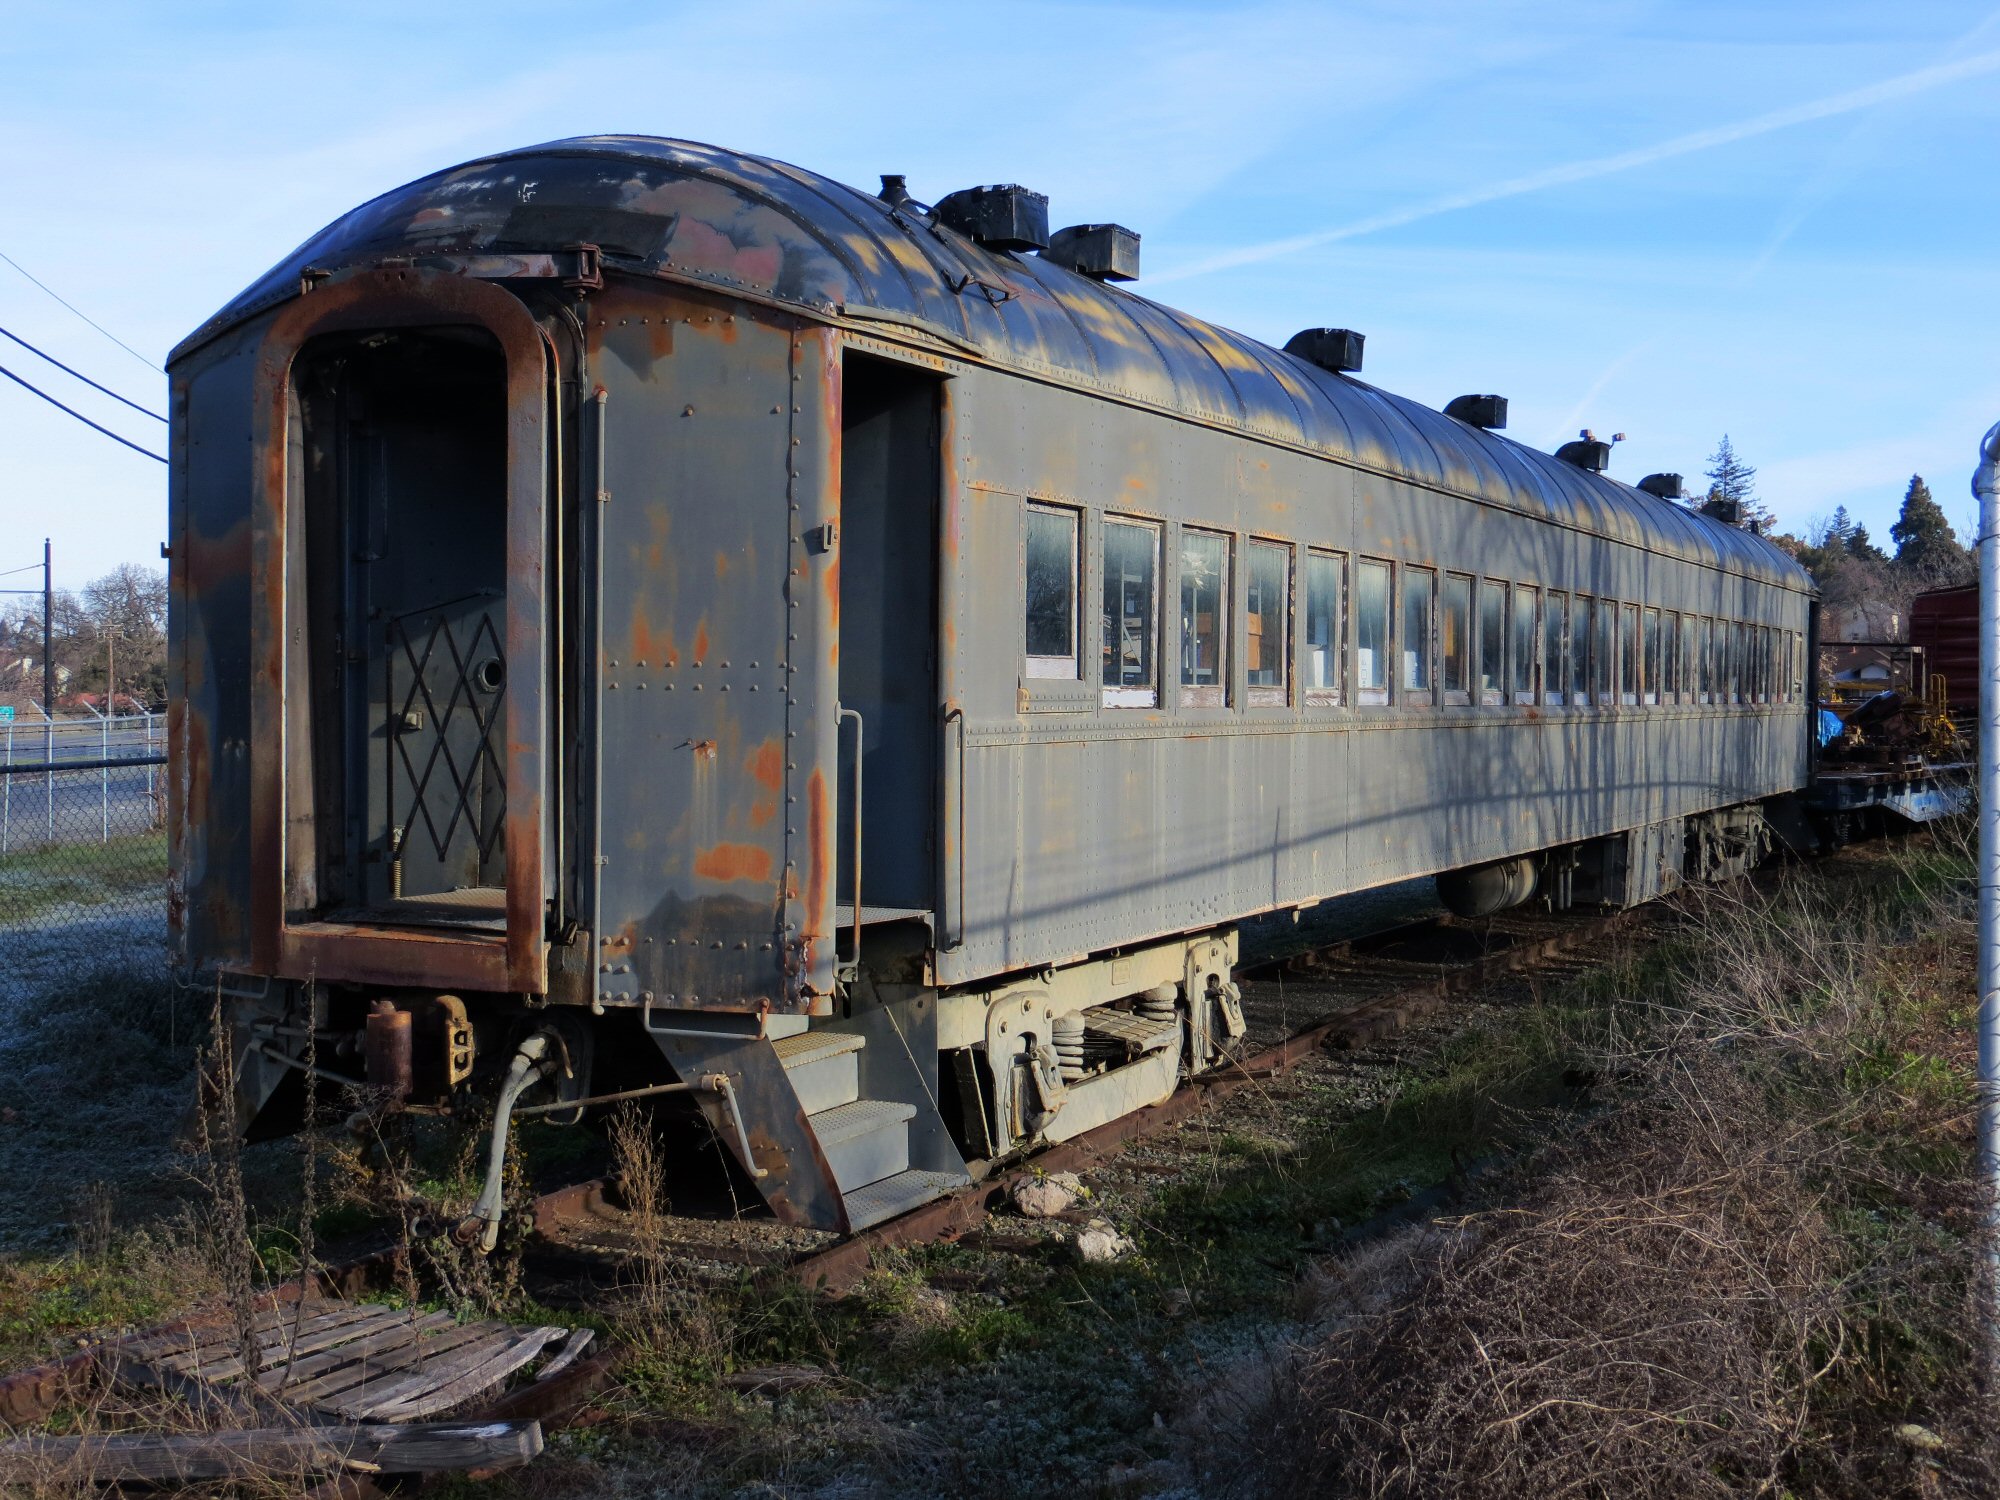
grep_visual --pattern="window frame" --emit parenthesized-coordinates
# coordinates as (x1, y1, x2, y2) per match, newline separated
(1441, 570, 1475, 707)
(1355, 557, 1392, 707)
(1401, 565, 1436, 706)
(1478, 577, 1508, 708)
(1592, 597, 1614, 706)
(1662, 610, 1680, 704)
(1100, 514, 1163, 709)
(1176, 525, 1232, 709)
(1512, 582, 1539, 707)
(1570, 592, 1593, 706)
(1641, 607, 1660, 706)
(1245, 538, 1294, 709)
(1543, 589, 1567, 707)
(1620, 602, 1640, 706)
(1022, 502, 1082, 681)
(1303, 548, 1347, 708)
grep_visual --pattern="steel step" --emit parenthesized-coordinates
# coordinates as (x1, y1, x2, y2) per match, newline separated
(808, 1098, 915, 1193)
(843, 1168, 965, 1231)
(773, 1031, 865, 1114)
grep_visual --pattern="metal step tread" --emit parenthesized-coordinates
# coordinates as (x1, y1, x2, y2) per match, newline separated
(844, 1169, 967, 1231)
(772, 1031, 866, 1071)
(809, 1097, 917, 1145)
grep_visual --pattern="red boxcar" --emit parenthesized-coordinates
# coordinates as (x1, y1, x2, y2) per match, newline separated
(1908, 584, 1978, 708)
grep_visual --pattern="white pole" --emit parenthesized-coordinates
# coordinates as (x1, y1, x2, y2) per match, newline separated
(1973, 420, 2000, 1359)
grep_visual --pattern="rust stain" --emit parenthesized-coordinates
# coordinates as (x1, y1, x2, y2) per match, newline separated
(749, 739, 783, 791)
(694, 842, 773, 883)
(715, 550, 731, 580)
(692, 619, 710, 665)
(629, 604, 678, 667)
(805, 769, 830, 935)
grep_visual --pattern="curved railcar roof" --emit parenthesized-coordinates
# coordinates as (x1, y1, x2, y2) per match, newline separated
(177, 135, 1808, 590)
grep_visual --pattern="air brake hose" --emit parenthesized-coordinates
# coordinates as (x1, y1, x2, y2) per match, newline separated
(458, 1032, 555, 1254)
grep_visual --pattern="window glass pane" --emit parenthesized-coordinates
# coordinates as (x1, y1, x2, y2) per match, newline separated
(1479, 581, 1506, 706)
(1247, 542, 1291, 703)
(1593, 598, 1613, 704)
(1662, 611, 1679, 701)
(1441, 573, 1472, 701)
(1543, 591, 1566, 705)
(1570, 594, 1591, 703)
(1641, 608, 1660, 705)
(1024, 506, 1077, 675)
(1101, 519, 1158, 705)
(1730, 622, 1745, 703)
(1620, 602, 1639, 705)
(1178, 530, 1229, 705)
(1513, 585, 1537, 703)
(1403, 567, 1434, 695)
(1356, 560, 1390, 704)
(1305, 552, 1344, 704)
(1700, 617, 1714, 700)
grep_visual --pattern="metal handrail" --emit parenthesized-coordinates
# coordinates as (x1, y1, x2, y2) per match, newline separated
(838, 707, 862, 969)
(943, 704, 966, 951)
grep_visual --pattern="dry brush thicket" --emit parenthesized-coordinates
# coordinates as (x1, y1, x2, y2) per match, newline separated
(1241, 835, 1994, 1499)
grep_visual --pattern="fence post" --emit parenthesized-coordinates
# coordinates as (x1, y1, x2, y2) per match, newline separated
(44, 715, 53, 842)
(100, 713, 110, 844)
(2, 717, 10, 855)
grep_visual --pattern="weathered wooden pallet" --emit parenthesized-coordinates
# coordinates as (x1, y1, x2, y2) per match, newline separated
(111, 1298, 592, 1425)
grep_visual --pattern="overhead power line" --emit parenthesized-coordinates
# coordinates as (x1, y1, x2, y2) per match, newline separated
(0, 324, 164, 422)
(0, 361, 166, 463)
(0, 248, 164, 375)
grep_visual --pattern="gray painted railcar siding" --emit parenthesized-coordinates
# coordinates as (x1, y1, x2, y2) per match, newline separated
(937, 366, 1809, 984)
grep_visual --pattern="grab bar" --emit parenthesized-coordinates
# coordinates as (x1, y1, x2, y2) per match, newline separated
(944, 704, 966, 952)
(838, 707, 862, 970)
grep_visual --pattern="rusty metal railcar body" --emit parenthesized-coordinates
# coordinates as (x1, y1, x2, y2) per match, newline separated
(168, 137, 1816, 1235)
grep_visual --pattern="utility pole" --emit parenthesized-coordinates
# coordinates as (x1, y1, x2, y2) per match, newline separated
(1973, 421, 2000, 1370)
(41, 539, 52, 721)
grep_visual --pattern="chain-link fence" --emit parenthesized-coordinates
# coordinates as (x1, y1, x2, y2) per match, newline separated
(0, 714, 169, 1005)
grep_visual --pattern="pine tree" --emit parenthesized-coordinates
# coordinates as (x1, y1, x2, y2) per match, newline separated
(1889, 474, 1971, 584)
(1700, 435, 1770, 528)
(1828, 504, 1852, 541)
(1846, 524, 1887, 564)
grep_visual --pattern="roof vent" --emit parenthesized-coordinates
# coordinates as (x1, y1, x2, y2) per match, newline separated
(1444, 394, 1507, 429)
(1045, 223, 1140, 282)
(879, 174, 913, 209)
(1285, 328, 1364, 374)
(1701, 497, 1742, 525)
(934, 184, 1049, 251)
(1637, 472, 1684, 500)
(1556, 428, 1622, 474)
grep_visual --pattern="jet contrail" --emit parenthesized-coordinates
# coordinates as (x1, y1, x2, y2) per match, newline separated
(1150, 45, 2000, 285)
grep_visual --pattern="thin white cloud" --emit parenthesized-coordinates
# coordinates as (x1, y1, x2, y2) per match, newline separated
(1151, 44, 2000, 285)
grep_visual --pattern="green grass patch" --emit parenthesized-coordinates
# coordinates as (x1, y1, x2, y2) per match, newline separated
(0, 829, 166, 925)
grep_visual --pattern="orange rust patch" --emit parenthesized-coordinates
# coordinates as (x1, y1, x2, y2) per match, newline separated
(693, 620, 710, 665)
(749, 739, 783, 792)
(715, 550, 731, 580)
(806, 770, 830, 933)
(694, 842, 773, 884)
(630, 605, 677, 666)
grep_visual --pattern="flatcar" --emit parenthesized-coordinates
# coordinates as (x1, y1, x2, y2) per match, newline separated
(166, 137, 1816, 1239)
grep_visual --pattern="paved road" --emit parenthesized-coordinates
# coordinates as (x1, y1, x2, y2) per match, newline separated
(0, 719, 164, 852)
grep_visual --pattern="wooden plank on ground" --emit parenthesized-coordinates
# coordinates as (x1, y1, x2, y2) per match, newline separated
(368, 1328, 567, 1421)
(276, 1320, 499, 1408)
(254, 1311, 457, 1395)
(0, 1420, 543, 1483)
(324, 1327, 523, 1420)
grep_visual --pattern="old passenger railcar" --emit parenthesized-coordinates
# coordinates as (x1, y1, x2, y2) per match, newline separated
(168, 137, 1815, 1236)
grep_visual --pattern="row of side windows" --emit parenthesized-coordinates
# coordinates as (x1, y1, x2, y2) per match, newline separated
(1022, 503, 1804, 711)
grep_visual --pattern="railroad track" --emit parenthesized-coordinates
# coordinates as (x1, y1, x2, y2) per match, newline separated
(532, 899, 1652, 1293)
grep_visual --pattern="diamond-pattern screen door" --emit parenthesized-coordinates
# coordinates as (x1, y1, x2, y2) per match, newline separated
(382, 592, 508, 909)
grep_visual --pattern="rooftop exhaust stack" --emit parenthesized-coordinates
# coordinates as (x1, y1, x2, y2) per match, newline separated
(1285, 328, 1364, 374)
(1557, 437, 1613, 473)
(935, 184, 1049, 251)
(879, 174, 913, 209)
(1045, 224, 1140, 282)
(1638, 473, 1685, 500)
(1444, 394, 1507, 429)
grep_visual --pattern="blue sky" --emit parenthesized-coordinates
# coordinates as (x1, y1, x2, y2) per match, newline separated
(2, 0, 1995, 587)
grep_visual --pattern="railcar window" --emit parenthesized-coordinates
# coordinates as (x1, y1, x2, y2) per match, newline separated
(1791, 631, 1804, 702)
(1699, 617, 1715, 703)
(1247, 541, 1292, 707)
(1178, 529, 1230, 707)
(1024, 505, 1080, 678)
(1479, 580, 1507, 707)
(1356, 559, 1391, 706)
(1304, 551, 1345, 707)
(1641, 607, 1660, 706)
(1544, 590, 1567, 706)
(1663, 611, 1680, 703)
(1619, 603, 1640, 705)
(1593, 599, 1614, 706)
(1102, 518, 1160, 708)
(1441, 573, 1473, 706)
(1512, 584, 1538, 705)
(1569, 594, 1592, 705)
(1759, 625, 1773, 703)
(1731, 622, 1746, 704)
(1402, 566, 1435, 702)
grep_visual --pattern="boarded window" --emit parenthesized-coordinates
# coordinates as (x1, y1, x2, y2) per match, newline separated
(1247, 541, 1291, 706)
(1480, 580, 1507, 707)
(1441, 572, 1473, 704)
(1570, 594, 1592, 704)
(1178, 529, 1230, 707)
(1102, 518, 1159, 707)
(1620, 602, 1639, 705)
(1403, 566, 1434, 700)
(1641, 607, 1660, 705)
(1024, 505, 1078, 678)
(1543, 590, 1566, 706)
(1356, 559, 1390, 705)
(1305, 551, 1344, 706)
(1504, 584, 1536, 708)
